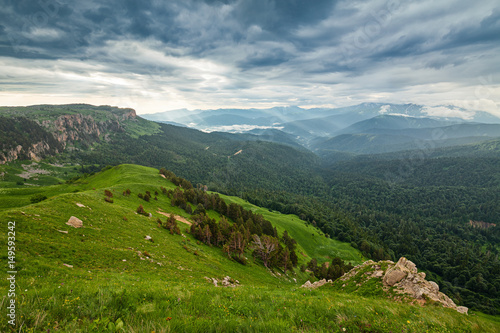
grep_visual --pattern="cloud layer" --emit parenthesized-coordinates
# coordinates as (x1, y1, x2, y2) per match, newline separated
(0, 0, 499, 115)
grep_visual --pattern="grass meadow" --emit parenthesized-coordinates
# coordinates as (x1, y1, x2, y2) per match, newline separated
(0, 164, 498, 332)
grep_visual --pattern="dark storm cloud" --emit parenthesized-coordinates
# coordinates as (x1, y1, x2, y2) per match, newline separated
(0, 0, 338, 59)
(231, 0, 337, 31)
(0, 0, 499, 115)
(443, 9, 500, 48)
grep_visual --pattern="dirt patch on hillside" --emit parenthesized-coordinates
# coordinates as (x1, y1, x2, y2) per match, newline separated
(18, 162, 52, 179)
(156, 210, 192, 225)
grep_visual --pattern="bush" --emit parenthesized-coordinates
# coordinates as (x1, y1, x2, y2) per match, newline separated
(104, 197, 114, 203)
(137, 205, 147, 216)
(30, 194, 47, 203)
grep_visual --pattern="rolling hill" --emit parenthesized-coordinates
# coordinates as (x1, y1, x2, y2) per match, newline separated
(1, 164, 498, 332)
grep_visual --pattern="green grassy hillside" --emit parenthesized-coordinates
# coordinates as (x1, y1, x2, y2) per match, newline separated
(0, 164, 498, 332)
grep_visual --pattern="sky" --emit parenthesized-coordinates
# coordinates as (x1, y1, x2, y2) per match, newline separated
(0, 0, 499, 116)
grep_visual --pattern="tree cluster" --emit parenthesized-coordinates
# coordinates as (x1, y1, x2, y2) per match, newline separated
(305, 257, 354, 281)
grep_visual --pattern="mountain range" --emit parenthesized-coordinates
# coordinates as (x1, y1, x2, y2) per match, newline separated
(142, 103, 500, 154)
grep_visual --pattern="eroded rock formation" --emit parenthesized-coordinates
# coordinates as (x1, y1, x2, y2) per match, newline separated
(338, 257, 468, 314)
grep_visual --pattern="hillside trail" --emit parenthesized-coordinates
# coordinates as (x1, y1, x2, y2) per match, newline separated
(156, 209, 192, 225)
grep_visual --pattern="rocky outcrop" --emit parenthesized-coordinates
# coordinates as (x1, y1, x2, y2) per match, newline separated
(337, 257, 468, 314)
(384, 257, 463, 312)
(469, 220, 497, 229)
(0, 145, 23, 164)
(301, 279, 333, 289)
(0, 141, 59, 164)
(205, 276, 240, 287)
(42, 114, 124, 148)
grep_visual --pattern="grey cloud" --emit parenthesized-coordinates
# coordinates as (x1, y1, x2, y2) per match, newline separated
(443, 9, 500, 47)
(0, 0, 498, 114)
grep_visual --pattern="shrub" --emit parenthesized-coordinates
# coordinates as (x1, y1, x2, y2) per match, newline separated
(104, 197, 114, 203)
(137, 205, 147, 215)
(30, 194, 47, 204)
(104, 189, 113, 198)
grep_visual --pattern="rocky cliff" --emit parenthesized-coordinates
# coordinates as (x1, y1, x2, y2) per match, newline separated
(41, 113, 125, 148)
(0, 116, 62, 164)
(0, 106, 137, 164)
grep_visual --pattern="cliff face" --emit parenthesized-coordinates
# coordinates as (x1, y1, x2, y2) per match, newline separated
(0, 116, 62, 164)
(0, 107, 137, 164)
(41, 113, 126, 147)
(0, 141, 59, 164)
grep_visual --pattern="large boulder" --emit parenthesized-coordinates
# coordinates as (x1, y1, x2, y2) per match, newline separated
(384, 269, 407, 286)
(429, 281, 439, 292)
(383, 257, 417, 286)
(66, 216, 83, 228)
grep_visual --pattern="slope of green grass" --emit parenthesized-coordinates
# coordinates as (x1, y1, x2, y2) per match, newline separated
(218, 194, 366, 265)
(0, 164, 498, 332)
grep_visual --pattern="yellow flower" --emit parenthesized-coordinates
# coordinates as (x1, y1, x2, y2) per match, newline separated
(407, 320, 411, 324)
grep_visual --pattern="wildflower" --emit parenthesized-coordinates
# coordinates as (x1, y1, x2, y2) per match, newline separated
(407, 320, 410, 324)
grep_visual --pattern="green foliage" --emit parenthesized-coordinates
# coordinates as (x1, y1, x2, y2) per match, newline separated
(306, 256, 354, 281)
(30, 193, 47, 203)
